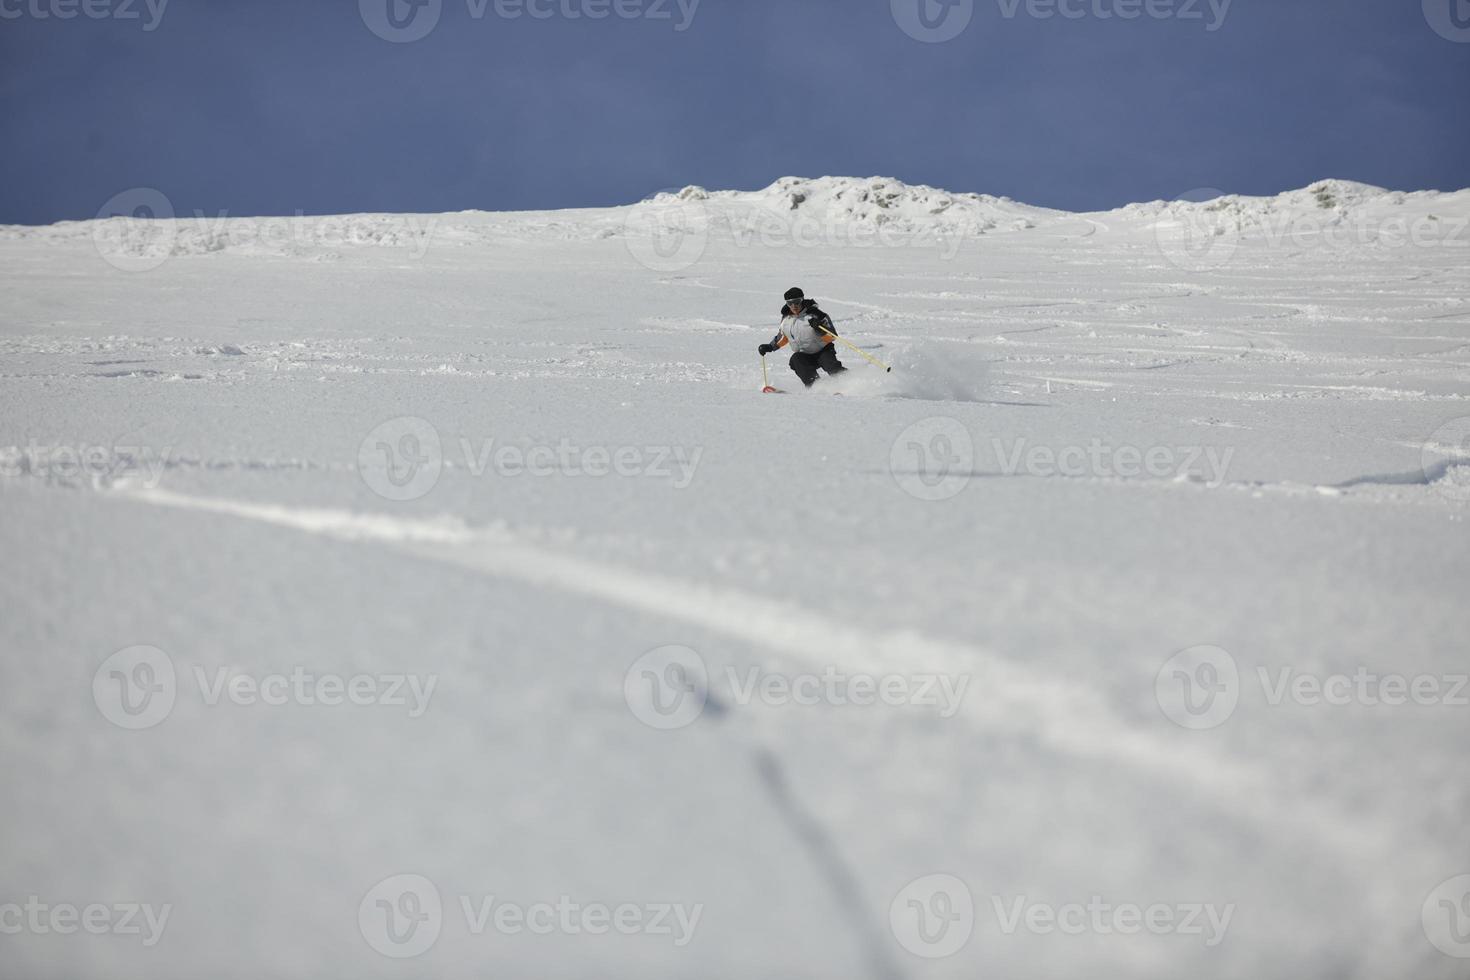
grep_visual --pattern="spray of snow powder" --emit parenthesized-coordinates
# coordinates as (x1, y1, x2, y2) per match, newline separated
(820, 342, 992, 403)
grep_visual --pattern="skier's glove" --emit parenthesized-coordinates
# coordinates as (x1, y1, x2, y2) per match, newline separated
(758, 343, 776, 356)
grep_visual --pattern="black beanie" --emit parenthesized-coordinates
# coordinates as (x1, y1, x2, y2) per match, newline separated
(784, 287, 805, 303)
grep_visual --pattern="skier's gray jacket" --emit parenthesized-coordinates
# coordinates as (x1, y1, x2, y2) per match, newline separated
(770, 300, 836, 355)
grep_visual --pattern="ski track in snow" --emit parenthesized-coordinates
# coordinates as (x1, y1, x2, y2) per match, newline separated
(106, 483, 1424, 877)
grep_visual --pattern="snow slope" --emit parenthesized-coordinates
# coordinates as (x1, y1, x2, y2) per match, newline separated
(1, 178, 1468, 980)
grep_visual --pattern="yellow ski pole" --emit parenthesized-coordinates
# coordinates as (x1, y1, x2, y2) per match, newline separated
(820, 327, 891, 373)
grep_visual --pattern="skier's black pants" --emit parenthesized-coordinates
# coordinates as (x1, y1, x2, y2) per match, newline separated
(789, 345, 846, 387)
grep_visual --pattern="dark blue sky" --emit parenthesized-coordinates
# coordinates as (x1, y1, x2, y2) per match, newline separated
(1, 0, 1466, 224)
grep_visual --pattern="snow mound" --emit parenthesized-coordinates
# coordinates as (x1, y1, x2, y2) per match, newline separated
(1109, 179, 1470, 234)
(1, 213, 439, 260)
(1111, 180, 1470, 255)
(647, 176, 1055, 237)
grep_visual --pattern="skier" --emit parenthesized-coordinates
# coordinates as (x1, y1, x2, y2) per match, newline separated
(758, 287, 847, 387)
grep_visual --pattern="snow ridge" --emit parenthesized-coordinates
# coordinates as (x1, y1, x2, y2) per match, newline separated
(647, 176, 1055, 235)
(2, 177, 1466, 260)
